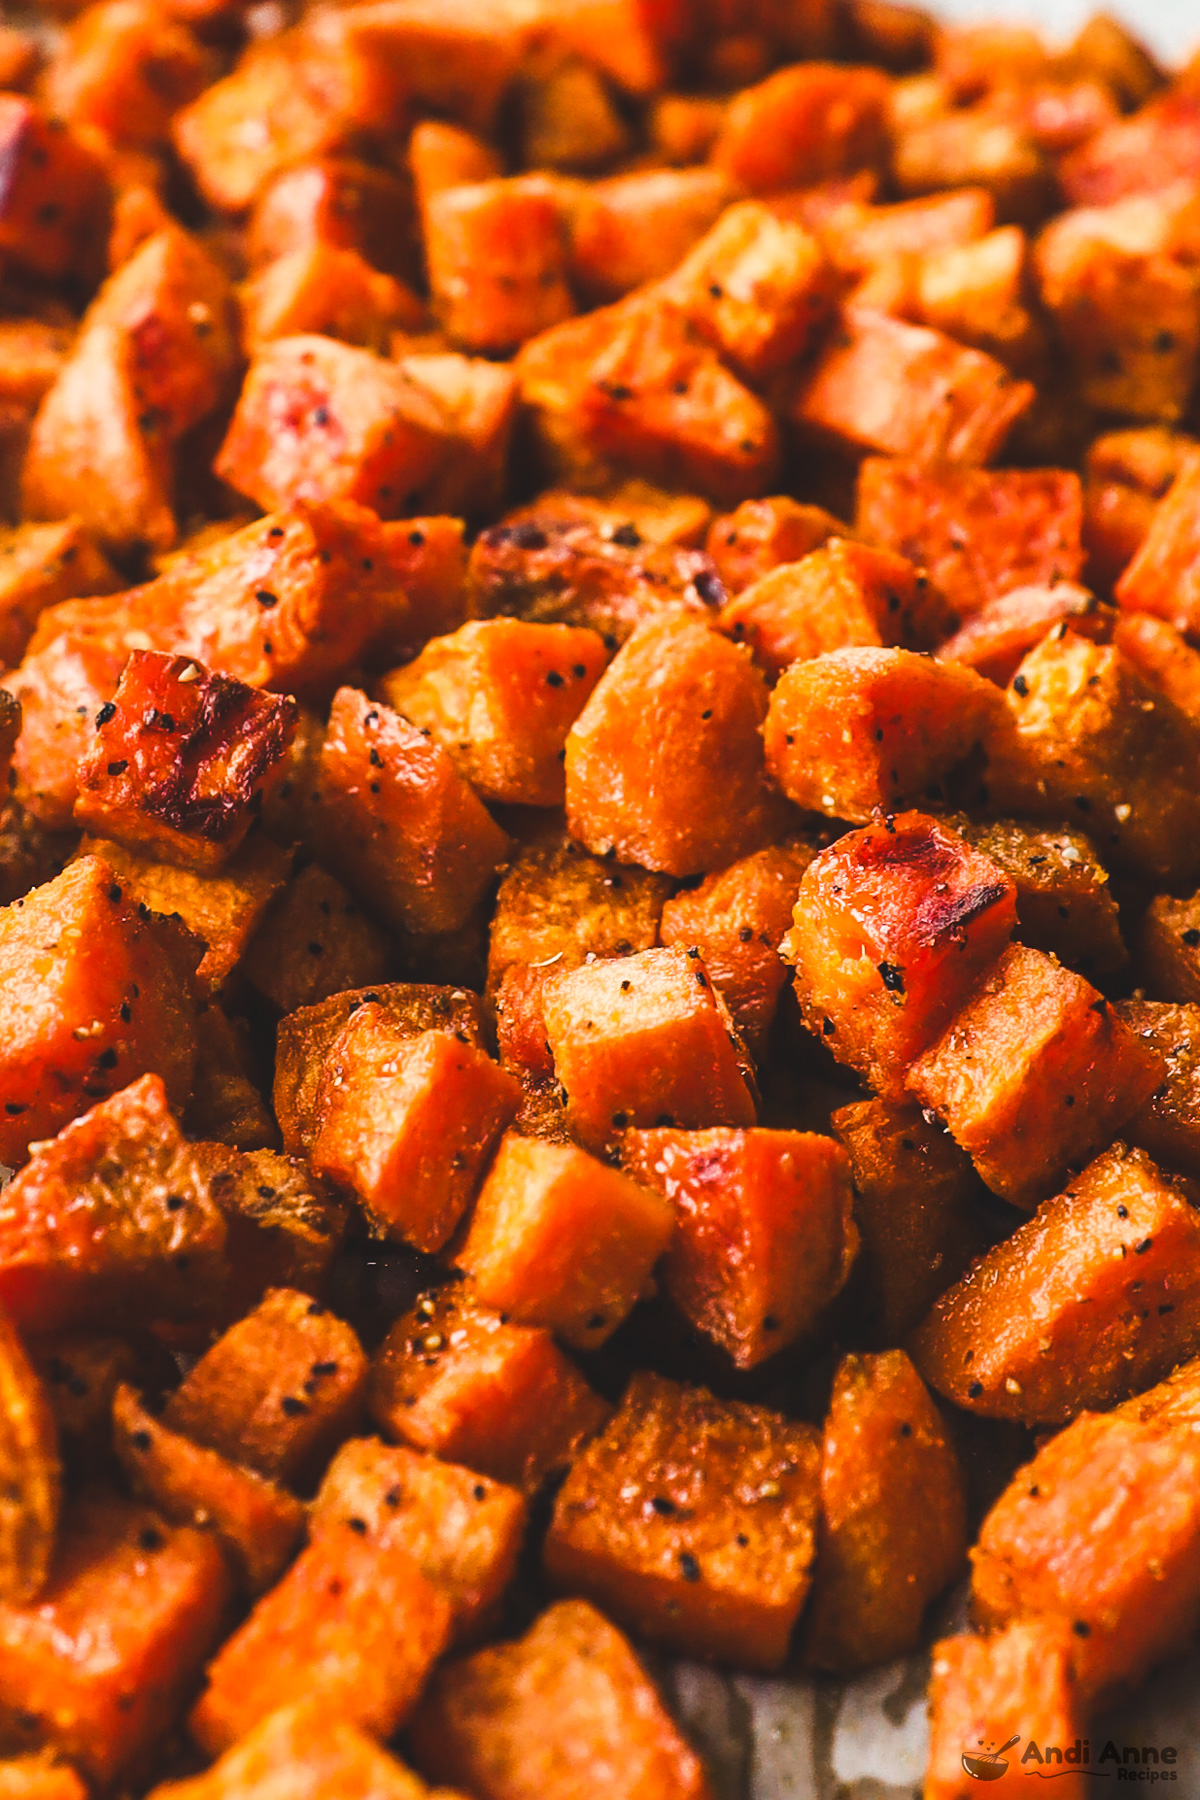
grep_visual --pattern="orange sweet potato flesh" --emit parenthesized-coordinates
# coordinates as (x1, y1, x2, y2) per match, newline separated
(1116, 446, 1200, 635)
(911, 1142, 1200, 1425)
(803, 1350, 967, 1672)
(710, 63, 890, 194)
(0, 1755, 89, 1800)
(0, 519, 121, 670)
(1114, 610, 1200, 727)
(425, 177, 573, 356)
(545, 1371, 820, 1669)
(242, 864, 390, 1016)
(935, 582, 1111, 686)
(705, 496, 843, 595)
(0, 98, 108, 283)
(410, 1599, 713, 1800)
(926, 1620, 1085, 1800)
(0, 1309, 59, 1608)
(621, 1126, 857, 1368)
(368, 1287, 609, 1495)
(569, 168, 733, 304)
(1117, 999, 1200, 1179)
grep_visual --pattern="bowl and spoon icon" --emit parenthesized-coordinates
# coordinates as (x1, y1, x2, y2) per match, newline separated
(962, 1734, 1022, 1780)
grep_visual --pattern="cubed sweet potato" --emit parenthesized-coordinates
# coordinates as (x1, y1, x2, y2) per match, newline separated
(242, 864, 391, 1015)
(802, 1350, 966, 1672)
(622, 1126, 856, 1367)
(0, 97, 109, 282)
(198, 1144, 347, 1319)
(935, 581, 1110, 685)
(247, 156, 417, 279)
(395, 352, 518, 518)
(705, 496, 843, 594)
(311, 1006, 519, 1252)
(710, 62, 889, 193)
(856, 458, 1084, 617)
(0, 857, 199, 1167)
(518, 57, 629, 172)
(315, 687, 512, 935)
(240, 243, 424, 355)
(763, 645, 1000, 821)
(456, 1133, 673, 1349)
(412, 1599, 711, 1800)
(783, 813, 1017, 1099)
(0, 1491, 232, 1789)
(0, 319, 73, 414)
(568, 168, 733, 304)
(565, 611, 790, 875)
(1060, 86, 1200, 209)
(1117, 1000, 1200, 1180)
(908, 944, 1166, 1207)
(377, 514, 467, 652)
(310, 1436, 525, 1637)
(380, 620, 607, 807)
(43, 1, 212, 148)
(32, 1333, 164, 1472)
(892, 102, 1050, 224)
(369, 1286, 609, 1493)
(425, 177, 573, 356)
(925, 1621, 1085, 1800)
(189, 1526, 452, 1757)
(949, 816, 1126, 976)
(1136, 890, 1200, 1003)
(1115, 445, 1200, 635)
(0, 1310, 59, 1608)
(1083, 424, 1194, 593)
(163, 1288, 366, 1487)
(1114, 610, 1200, 727)
(545, 1371, 819, 1668)
(410, 120, 502, 219)
(0, 521, 119, 671)
(113, 1384, 305, 1595)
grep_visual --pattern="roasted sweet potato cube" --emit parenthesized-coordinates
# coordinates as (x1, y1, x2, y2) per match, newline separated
(926, 1621, 1085, 1800)
(705, 496, 843, 595)
(242, 864, 391, 1015)
(764, 646, 999, 821)
(247, 155, 416, 278)
(1083, 424, 1194, 593)
(379, 621, 607, 807)
(75, 652, 298, 873)
(856, 458, 1085, 618)
(543, 946, 756, 1153)
(0, 1074, 225, 1333)
(912, 1142, 1200, 1426)
(311, 1007, 519, 1253)
(1114, 610, 1200, 727)
(32, 1332, 165, 1472)
(784, 813, 1017, 1099)
(793, 309, 1034, 467)
(44, 0, 212, 147)
(719, 538, 955, 678)
(216, 336, 453, 519)
(189, 1526, 452, 1757)
(565, 612, 790, 876)
(410, 120, 502, 220)
(0, 1754, 87, 1800)
(0, 521, 119, 670)
(76, 833, 292, 995)
(908, 945, 1165, 1208)
(1115, 446, 1200, 635)
(198, 1145, 347, 1318)
(378, 515, 467, 650)
(889, 223, 1046, 374)
(971, 1402, 1200, 1699)
(274, 981, 487, 1156)
(0, 316, 74, 413)
(621, 1126, 856, 1368)
(1117, 1000, 1200, 1180)
(0, 1492, 231, 1789)
(392, 351, 518, 519)
(0, 98, 108, 282)
(240, 244, 424, 355)
(0, 857, 199, 1168)
(311, 1437, 525, 1637)
(985, 629, 1200, 887)
(658, 837, 818, 1058)
(518, 57, 629, 172)
(950, 816, 1125, 976)
(802, 1350, 966, 1672)
(568, 168, 733, 304)
(369, 1287, 608, 1493)
(163, 1288, 366, 1487)
(0, 1310, 58, 1609)
(425, 178, 573, 357)
(892, 103, 1050, 224)
(113, 1385, 305, 1594)
(455, 1133, 673, 1350)
(316, 687, 512, 936)
(662, 201, 838, 382)
(935, 581, 1110, 685)
(545, 1372, 819, 1668)
(411, 1599, 710, 1800)
(710, 62, 889, 193)
(1060, 86, 1200, 210)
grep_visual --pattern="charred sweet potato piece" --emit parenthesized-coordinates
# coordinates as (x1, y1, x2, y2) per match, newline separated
(311, 1006, 518, 1253)
(274, 981, 487, 1156)
(163, 1288, 366, 1487)
(568, 168, 733, 304)
(913, 1142, 1200, 1426)
(0, 521, 120, 670)
(0, 1074, 225, 1334)
(0, 1755, 87, 1800)
(1114, 610, 1200, 727)
(189, 1526, 452, 1758)
(718, 538, 955, 677)
(0, 97, 109, 282)
(949, 817, 1125, 976)
(658, 837, 818, 1058)
(971, 1399, 1200, 1698)
(1115, 446, 1200, 635)
(198, 1144, 347, 1319)
(0, 857, 199, 1167)
(792, 310, 1034, 467)
(1117, 1000, 1200, 1180)
(705, 496, 843, 595)
(215, 335, 453, 519)
(242, 864, 391, 1015)
(710, 62, 889, 193)
(75, 652, 298, 873)
(802, 1350, 966, 1672)
(247, 156, 416, 279)
(545, 1371, 819, 1668)
(908, 945, 1165, 1208)
(543, 946, 756, 1153)
(425, 177, 573, 356)
(455, 1133, 673, 1349)
(1138, 890, 1200, 1004)
(935, 581, 1110, 685)
(985, 629, 1200, 887)
(113, 1385, 305, 1595)
(316, 687, 511, 936)
(0, 1492, 232, 1789)
(412, 1599, 710, 1800)
(763, 646, 1000, 821)
(565, 612, 790, 876)
(926, 1621, 1085, 1800)
(369, 1287, 609, 1494)
(239, 244, 424, 355)
(856, 458, 1084, 618)
(44, 0, 212, 147)
(0, 1311, 59, 1608)
(380, 620, 607, 807)
(783, 813, 1017, 1099)
(622, 1126, 857, 1368)
(310, 1437, 525, 1637)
